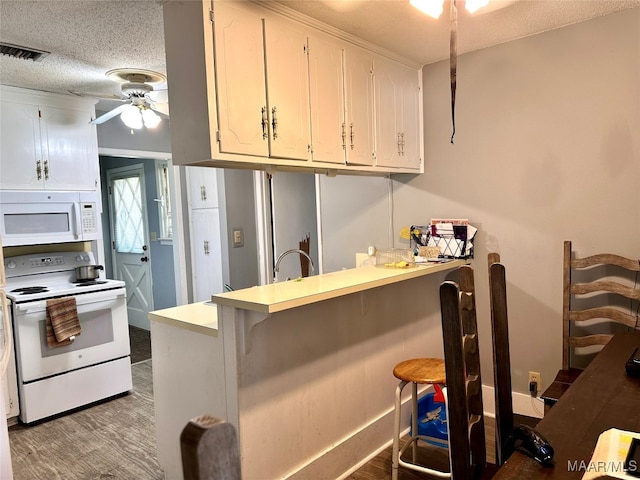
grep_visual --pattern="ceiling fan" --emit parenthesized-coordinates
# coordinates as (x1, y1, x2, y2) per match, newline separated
(90, 68, 169, 129)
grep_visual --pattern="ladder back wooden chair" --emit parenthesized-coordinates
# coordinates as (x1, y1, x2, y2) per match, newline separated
(541, 240, 640, 412)
(487, 253, 515, 466)
(440, 265, 500, 480)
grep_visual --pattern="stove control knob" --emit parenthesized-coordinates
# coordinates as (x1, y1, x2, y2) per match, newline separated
(76, 255, 84, 262)
(6, 260, 16, 270)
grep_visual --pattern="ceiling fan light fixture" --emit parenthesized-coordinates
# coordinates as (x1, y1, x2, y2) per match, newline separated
(465, 0, 490, 13)
(410, 0, 494, 17)
(142, 108, 161, 129)
(120, 105, 143, 130)
(410, 0, 443, 18)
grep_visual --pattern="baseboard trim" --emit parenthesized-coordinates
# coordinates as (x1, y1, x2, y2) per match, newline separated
(285, 385, 542, 479)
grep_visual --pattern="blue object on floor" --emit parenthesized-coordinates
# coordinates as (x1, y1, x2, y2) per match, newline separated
(410, 391, 448, 448)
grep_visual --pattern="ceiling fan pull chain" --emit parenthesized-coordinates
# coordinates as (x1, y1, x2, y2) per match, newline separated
(450, 0, 458, 144)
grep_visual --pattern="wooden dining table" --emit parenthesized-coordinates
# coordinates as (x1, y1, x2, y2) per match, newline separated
(494, 332, 640, 479)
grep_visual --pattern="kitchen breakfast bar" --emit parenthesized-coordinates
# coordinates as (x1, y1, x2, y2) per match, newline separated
(149, 260, 465, 479)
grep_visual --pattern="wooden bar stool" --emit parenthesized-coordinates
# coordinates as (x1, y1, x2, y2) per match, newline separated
(392, 357, 450, 480)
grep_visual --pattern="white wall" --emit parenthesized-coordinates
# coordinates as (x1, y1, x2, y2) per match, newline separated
(392, 8, 640, 398)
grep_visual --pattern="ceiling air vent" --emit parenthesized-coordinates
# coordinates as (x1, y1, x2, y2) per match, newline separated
(0, 42, 50, 62)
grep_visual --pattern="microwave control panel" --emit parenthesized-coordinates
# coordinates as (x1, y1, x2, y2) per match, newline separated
(80, 202, 98, 234)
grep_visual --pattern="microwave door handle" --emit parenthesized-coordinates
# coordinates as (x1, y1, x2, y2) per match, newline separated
(73, 202, 81, 239)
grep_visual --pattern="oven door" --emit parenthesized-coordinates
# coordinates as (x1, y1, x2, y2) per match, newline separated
(12, 288, 129, 383)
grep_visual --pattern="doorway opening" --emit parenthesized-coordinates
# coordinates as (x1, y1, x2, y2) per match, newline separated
(100, 155, 178, 333)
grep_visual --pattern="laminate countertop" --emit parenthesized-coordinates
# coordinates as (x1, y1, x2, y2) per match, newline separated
(211, 260, 465, 314)
(148, 301, 218, 336)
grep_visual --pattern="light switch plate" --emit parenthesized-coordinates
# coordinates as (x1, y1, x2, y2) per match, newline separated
(232, 228, 244, 247)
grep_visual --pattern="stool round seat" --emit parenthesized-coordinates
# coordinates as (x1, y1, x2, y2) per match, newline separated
(393, 358, 446, 384)
(392, 357, 450, 480)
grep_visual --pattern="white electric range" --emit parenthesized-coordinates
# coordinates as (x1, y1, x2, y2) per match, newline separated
(4, 251, 132, 423)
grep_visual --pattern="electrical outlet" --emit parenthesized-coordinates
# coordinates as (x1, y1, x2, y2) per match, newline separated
(528, 371, 541, 396)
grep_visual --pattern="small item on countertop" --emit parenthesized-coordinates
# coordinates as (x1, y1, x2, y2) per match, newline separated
(367, 245, 377, 256)
(375, 249, 415, 269)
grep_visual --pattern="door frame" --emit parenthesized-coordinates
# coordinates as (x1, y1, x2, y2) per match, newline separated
(106, 163, 153, 328)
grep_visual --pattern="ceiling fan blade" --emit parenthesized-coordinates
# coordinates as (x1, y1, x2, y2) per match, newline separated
(90, 103, 131, 125)
(148, 89, 168, 103)
(150, 103, 169, 118)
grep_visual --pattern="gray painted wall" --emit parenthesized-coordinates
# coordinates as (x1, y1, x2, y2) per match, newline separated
(392, 8, 640, 398)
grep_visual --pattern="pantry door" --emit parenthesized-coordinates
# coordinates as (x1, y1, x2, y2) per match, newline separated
(107, 164, 153, 330)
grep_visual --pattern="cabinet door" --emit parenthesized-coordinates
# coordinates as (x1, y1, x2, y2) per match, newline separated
(396, 64, 421, 169)
(187, 167, 219, 209)
(40, 106, 98, 190)
(344, 47, 374, 166)
(308, 34, 345, 165)
(190, 208, 224, 302)
(373, 58, 402, 167)
(214, 1, 269, 157)
(0, 101, 43, 189)
(374, 58, 421, 170)
(264, 17, 310, 161)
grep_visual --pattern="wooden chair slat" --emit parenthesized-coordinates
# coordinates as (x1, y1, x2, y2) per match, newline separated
(487, 255, 514, 465)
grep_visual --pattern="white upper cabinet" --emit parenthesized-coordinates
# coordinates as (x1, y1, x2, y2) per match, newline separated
(264, 17, 311, 161)
(344, 47, 375, 166)
(163, 0, 423, 175)
(214, 1, 268, 157)
(373, 58, 422, 170)
(308, 34, 346, 165)
(0, 90, 99, 191)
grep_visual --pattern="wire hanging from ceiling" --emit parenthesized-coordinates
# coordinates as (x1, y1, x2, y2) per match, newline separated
(450, 0, 457, 144)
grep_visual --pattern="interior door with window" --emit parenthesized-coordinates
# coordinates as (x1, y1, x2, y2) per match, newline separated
(107, 164, 153, 330)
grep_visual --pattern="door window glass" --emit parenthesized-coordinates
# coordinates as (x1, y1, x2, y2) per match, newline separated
(113, 176, 144, 254)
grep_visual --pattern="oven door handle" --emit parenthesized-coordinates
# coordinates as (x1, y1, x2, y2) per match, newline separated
(15, 289, 126, 314)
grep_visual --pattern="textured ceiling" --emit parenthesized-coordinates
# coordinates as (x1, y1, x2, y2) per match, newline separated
(0, 0, 638, 108)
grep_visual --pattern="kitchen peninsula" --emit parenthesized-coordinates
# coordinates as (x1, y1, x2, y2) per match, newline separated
(149, 260, 465, 479)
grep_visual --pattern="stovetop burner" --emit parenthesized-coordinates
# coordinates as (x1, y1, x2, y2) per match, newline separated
(73, 280, 108, 286)
(10, 286, 50, 295)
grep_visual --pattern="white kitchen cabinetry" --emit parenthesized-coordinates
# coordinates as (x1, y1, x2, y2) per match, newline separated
(186, 167, 224, 302)
(344, 46, 375, 166)
(308, 34, 345, 165)
(189, 208, 224, 302)
(163, 0, 422, 174)
(373, 58, 422, 170)
(214, 1, 310, 162)
(187, 166, 219, 209)
(2, 351, 18, 420)
(0, 87, 99, 191)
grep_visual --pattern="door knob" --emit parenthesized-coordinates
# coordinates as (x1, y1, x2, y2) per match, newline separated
(140, 256, 149, 262)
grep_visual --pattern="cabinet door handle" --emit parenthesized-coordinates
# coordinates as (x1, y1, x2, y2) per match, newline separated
(201, 185, 207, 201)
(400, 133, 405, 156)
(350, 123, 355, 150)
(397, 133, 402, 155)
(44, 159, 49, 179)
(271, 107, 278, 140)
(341, 123, 346, 150)
(261, 107, 268, 140)
(36, 160, 42, 180)
(204, 240, 210, 255)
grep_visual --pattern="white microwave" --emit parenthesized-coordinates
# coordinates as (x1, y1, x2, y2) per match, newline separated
(0, 191, 101, 246)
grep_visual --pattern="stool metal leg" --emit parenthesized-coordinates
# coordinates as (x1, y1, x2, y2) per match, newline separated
(392, 380, 408, 480)
(411, 382, 418, 463)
